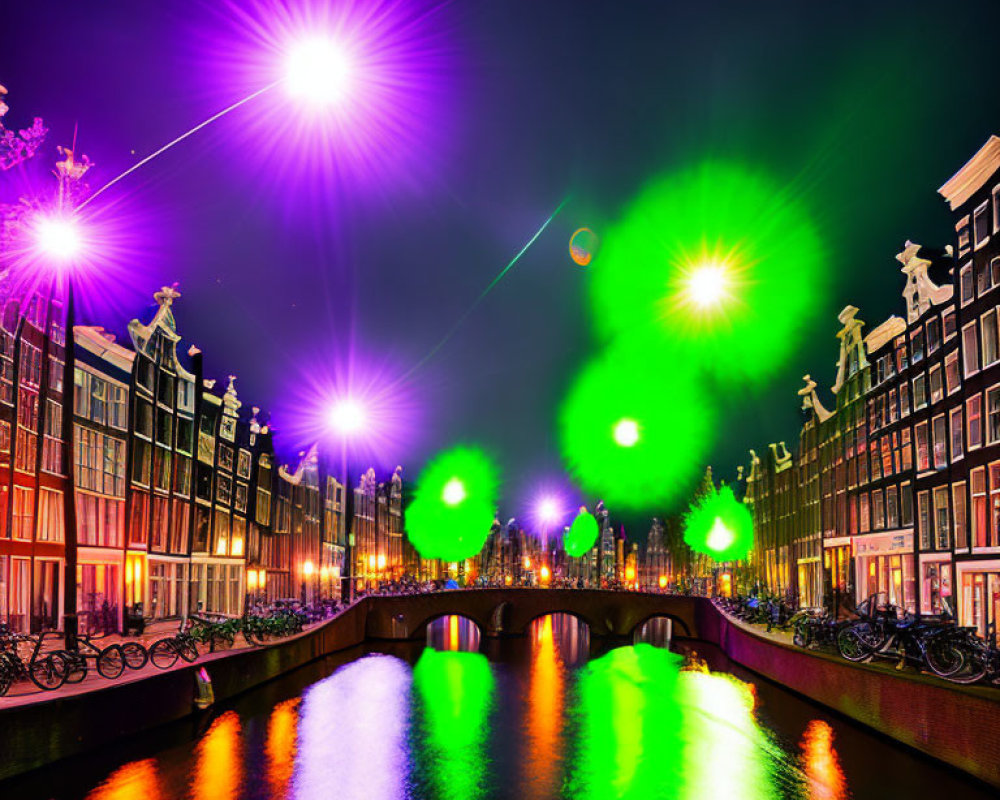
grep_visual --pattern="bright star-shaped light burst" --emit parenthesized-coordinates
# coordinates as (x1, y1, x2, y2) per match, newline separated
(32, 214, 84, 262)
(612, 418, 640, 448)
(195, 0, 459, 196)
(284, 36, 354, 106)
(328, 398, 366, 436)
(684, 262, 729, 309)
(442, 477, 466, 506)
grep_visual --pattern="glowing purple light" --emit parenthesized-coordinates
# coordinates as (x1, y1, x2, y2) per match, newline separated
(193, 0, 459, 196)
(328, 397, 367, 436)
(538, 497, 560, 525)
(31, 213, 84, 262)
(284, 36, 354, 107)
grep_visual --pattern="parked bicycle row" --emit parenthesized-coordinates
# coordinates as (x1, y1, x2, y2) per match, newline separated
(715, 593, 1000, 687)
(0, 599, 341, 697)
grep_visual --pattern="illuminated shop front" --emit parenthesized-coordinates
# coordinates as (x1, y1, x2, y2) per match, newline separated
(853, 531, 916, 612)
(956, 560, 1000, 638)
(918, 553, 953, 616)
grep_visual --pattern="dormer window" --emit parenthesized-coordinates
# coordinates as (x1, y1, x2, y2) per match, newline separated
(911, 329, 925, 363)
(974, 201, 990, 249)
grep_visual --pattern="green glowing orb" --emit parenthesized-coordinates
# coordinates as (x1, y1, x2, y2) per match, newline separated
(683, 485, 754, 562)
(588, 160, 827, 384)
(565, 507, 599, 557)
(406, 445, 500, 562)
(558, 344, 716, 511)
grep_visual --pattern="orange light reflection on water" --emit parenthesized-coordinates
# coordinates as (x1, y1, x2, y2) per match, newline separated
(192, 711, 242, 800)
(266, 698, 300, 799)
(524, 615, 565, 799)
(801, 719, 848, 800)
(84, 759, 164, 800)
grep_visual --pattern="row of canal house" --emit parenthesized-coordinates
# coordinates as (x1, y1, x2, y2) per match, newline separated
(0, 281, 407, 634)
(745, 137, 1000, 638)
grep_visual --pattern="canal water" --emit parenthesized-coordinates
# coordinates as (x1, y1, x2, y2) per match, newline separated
(2, 614, 992, 800)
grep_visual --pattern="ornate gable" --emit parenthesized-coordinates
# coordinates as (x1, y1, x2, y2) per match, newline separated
(897, 241, 953, 324)
(832, 306, 868, 394)
(127, 285, 195, 381)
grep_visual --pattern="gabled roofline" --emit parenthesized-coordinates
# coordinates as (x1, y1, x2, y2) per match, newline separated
(938, 135, 1000, 211)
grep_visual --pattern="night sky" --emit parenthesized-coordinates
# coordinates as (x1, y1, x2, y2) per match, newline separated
(6, 1, 1000, 531)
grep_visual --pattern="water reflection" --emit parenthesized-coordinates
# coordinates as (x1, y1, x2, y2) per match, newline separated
(191, 711, 242, 800)
(412, 648, 494, 800)
(633, 615, 672, 647)
(426, 614, 481, 651)
(295, 655, 411, 800)
(265, 699, 299, 800)
(801, 720, 848, 800)
(524, 615, 566, 799)
(569, 644, 784, 800)
(84, 759, 164, 800)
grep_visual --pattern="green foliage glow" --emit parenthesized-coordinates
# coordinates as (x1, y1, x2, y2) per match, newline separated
(588, 160, 827, 384)
(557, 344, 716, 511)
(412, 648, 495, 799)
(565, 507, 599, 557)
(683, 485, 754, 562)
(406, 445, 500, 562)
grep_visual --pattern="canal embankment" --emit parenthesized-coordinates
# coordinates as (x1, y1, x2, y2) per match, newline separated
(1, 593, 998, 787)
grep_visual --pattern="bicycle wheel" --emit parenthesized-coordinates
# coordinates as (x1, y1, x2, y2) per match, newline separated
(178, 639, 200, 663)
(63, 652, 88, 683)
(0, 667, 12, 696)
(121, 641, 148, 670)
(924, 637, 965, 677)
(946, 645, 989, 684)
(97, 644, 126, 679)
(149, 639, 180, 669)
(29, 653, 68, 690)
(837, 626, 872, 662)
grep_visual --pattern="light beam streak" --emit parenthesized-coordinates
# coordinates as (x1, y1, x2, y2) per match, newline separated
(402, 196, 568, 381)
(79, 81, 281, 210)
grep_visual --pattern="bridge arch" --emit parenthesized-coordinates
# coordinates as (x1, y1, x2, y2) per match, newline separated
(519, 610, 594, 638)
(629, 612, 691, 639)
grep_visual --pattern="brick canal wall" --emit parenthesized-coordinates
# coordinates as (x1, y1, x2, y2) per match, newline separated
(701, 605, 1000, 789)
(0, 594, 998, 787)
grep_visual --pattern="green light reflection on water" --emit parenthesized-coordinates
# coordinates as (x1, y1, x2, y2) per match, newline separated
(567, 644, 784, 800)
(412, 647, 496, 800)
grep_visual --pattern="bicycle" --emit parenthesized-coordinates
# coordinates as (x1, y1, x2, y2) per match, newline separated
(48, 633, 128, 682)
(149, 619, 201, 669)
(0, 629, 68, 695)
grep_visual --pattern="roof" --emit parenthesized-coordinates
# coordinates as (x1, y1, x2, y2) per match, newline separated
(938, 135, 1000, 211)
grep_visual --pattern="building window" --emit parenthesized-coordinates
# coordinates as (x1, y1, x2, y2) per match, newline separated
(234, 482, 248, 514)
(991, 463, 1000, 548)
(960, 262, 974, 304)
(872, 489, 885, 531)
(988, 387, 1000, 444)
(917, 490, 931, 550)
(933, 486, 950, 550)
(36, 488, 63, 542)
(929, 365, 943, 404)
(218, 445, 234, 473)
(911, 330, 925, 363)
(945, 351, 960, 395)
(901, 426, 913, 471)
(915, 421, 930, 471)
(859, 493, 870, 534)
(957, 219, 971, 257)
(217, 475, 232, 506)
(982, 310, 999, 367)
(887, 485, 899, 528)
(12, 487, 33, 540)
(901, 482, 913, 526)
(900, 383, 910, 416)
(972, 467, 988, 548)
(974, 200, 990, 249)
(927, 317, 942, 354)
(963, 321, 979, 375)
(220, 416, 237, 442)
(932, 414, 947, 469)
(968, 394, 983, 449)
(951, 406, 964, 461)
(953, 482, 968, 550)
(943, 308, 957, 341)
(913, 373, 927, 409)
(888, 389, 899, 423)
(993, 257, 1000, 291)
(236, 449, 251, 480)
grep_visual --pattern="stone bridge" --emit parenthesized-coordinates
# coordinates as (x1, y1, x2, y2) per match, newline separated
(362, 588, 709, 640)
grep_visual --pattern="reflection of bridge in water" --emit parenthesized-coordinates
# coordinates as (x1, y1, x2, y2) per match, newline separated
(365, 588, 708, 643)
